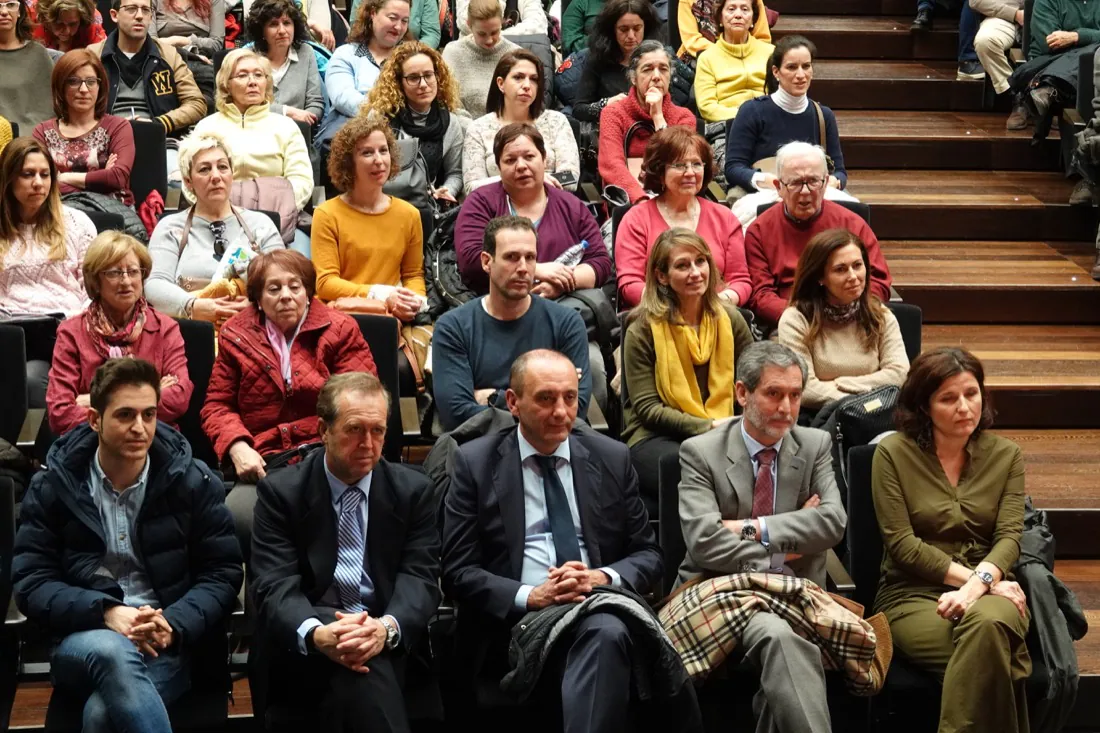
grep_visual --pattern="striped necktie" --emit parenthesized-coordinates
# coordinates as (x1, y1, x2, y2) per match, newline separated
(334, 485, 365, 613)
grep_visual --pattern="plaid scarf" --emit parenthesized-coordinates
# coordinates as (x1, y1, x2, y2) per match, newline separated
(659, 573, 891, 695)
(691, 0, 720, 43)
(84, 298, 148, 359)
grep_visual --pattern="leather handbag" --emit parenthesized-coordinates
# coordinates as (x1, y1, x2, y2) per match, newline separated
(624, 120, 656, 185)
(834, 384, 900, 450)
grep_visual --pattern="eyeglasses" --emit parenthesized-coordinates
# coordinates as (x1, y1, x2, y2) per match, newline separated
(101, 267, 145, 283)
(210, 219, 228, 261)
(117, 4, 151, 15)
(668, 161, 705, 173)
(401, 71, 436, 86)
(780, 177, 825, 192)
(232, 71, 268, 82)
(65, 77, 100, 90)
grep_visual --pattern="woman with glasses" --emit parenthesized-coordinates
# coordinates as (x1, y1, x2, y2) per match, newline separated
(364, 41, 464, 212)
(693, 0, 773, 123)
(189, 47, 315, 252)
(33, 50, 136, 206)
(0, 0, 57, 130)
(148, 0, 225, 59)
(726, 35, 857, 230)
(47, 230, 194, 435)
(246, 0, 324, 125)
(30, 0, 106, 51)
(615, 127, 750, 309)
(147, 131, 284, 323)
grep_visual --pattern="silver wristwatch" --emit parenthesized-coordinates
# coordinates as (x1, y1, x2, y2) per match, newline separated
(741, 522, 757, 542)
(972, 570, 994, 587)
(380, 616, 400, 650)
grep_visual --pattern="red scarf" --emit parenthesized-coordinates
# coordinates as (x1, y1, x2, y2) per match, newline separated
(84, 298, 149, 359)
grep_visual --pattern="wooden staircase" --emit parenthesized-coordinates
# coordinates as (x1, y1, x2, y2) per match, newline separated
(768, 0, 1100, 726)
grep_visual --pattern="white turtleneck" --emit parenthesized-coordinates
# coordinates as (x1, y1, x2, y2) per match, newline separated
(772, 86, 809, 115)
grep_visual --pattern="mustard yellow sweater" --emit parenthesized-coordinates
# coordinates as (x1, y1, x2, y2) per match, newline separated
(694, 34, 774, 123)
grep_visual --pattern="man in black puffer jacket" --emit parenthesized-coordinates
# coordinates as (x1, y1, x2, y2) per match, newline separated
(13, 358, 242, 732)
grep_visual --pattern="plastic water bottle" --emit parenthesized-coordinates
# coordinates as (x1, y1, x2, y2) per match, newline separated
(555, 239, 589, 268)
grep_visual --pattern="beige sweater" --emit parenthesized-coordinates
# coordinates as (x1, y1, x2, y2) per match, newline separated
(776, 306, 910, 408)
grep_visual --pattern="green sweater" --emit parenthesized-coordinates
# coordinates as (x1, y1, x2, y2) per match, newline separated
(1029, 0, 1100, 59)
(621, 303, 754, 448)
(562, 0, 603, 56)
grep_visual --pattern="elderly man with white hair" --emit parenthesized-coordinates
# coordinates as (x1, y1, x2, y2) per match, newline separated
(743, 141, 892, 328)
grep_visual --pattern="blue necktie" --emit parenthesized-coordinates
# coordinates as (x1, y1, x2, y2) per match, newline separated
(534, 455, 582, 564)
(334, 486, 365, 613)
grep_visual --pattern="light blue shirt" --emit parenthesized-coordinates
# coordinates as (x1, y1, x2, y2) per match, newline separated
(513, 431, 620, 611)
(740, 421, 787, 572)
(89, 451, 157, 608)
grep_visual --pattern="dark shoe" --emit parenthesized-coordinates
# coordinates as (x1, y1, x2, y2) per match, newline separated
(956, 60, 986, 81)
(1030, 85, 1055, 118)
(1092, 250, 1100, 281)
(1069, 179, 1096, 206)
(1006, 102, 1030, 130)
(911, 8, 932, 30)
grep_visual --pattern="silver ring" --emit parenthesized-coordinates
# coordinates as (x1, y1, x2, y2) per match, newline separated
(952, 615, 961, 621)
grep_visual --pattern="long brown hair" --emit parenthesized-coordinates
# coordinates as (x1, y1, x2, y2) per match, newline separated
(485, 49, 545, 119)
(788, 228, 884, 350)
(635, 228, 721, 325)
(0, 138, 67, 267)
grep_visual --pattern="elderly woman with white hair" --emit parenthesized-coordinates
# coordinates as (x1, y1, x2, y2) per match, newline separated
(146, 131, 285, 323)
(189, 47, 315, 253)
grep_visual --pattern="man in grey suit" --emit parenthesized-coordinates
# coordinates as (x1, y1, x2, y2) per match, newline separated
(677, 341, 846, 733)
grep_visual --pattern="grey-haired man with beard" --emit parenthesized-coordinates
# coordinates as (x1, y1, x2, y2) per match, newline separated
(675, 340, 846, 733)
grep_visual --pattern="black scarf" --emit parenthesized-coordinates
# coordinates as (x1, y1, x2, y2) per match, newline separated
(113, 36, 152, 88)
(393, 102, 450, 187)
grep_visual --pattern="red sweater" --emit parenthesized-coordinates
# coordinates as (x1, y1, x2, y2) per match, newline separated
(615, 197, 751, 307)
(745, 200, 893, 325)
(598, 92, 697, 204)
(47, 307, 192, 435)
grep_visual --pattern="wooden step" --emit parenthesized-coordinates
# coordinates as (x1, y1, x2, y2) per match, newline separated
(882, 240, 1100, 323)
(996, 430, 1100, 557)
(846, 170, 1096, 241)
(921, 325, 1100, 428)
(769, 0, 914, 14)
(837, 111, 1060, 171)
(813, 61, 985, 111)
(773, 15, 958, 60)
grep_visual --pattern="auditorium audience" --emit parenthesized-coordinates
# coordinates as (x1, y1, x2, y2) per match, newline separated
(365, 40, 465, 210)
(677, 0, 770, 60)
(46, 230, 192, 436)
(149, 0, 225, 58)
(432, 216, 592, 431)
(201, 249, 377, 563)
(873, 347, 1031, 733)
(32, 0, 105, 50)
(351, 0, 438, 46)
(13, 358, 242, 733)
(247, 0, 325, 124)
(0, 0, 58, 131)
(776, 228, 908, 409)
(312, 116, 426, 316)
(89, 0, 208, 179)
(34, 49, 137, 207)
(441, 0, 518, 117)
(571, 0, 661, 123)
(615, 126, 751, 308)
(463, 49, 579, 193)
(317, 0, 410, 148)
(598, 41, 696, 204)
(146, 131, 283, 320)
(694, 0, 773, 123)
(244, 0, 336, 50)
(971, 0, 1028, 127)
(249, 372, 439, 732)
(726, 35, 856, 229)
(621, 228, 753, 506)
(456, 0, 547, 37)
(745, 141, 891, 328)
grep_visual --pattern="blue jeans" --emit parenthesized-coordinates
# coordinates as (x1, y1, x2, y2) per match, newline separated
(290, 228, 312, 257)
(51, 628, 190, 733)
(917, 0, 934, 10)
(958, 4, 979, 62)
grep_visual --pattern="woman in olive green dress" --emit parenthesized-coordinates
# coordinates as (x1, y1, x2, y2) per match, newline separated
(872, 346, 1031, 733)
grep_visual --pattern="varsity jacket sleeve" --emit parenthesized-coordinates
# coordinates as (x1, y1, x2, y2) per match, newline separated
(159, 42, 208, 135)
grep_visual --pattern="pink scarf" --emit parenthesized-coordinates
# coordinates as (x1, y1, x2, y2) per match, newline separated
(263, 306, 308, 389)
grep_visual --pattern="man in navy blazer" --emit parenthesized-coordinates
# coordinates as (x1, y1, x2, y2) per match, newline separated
(442, 349, 695, 733)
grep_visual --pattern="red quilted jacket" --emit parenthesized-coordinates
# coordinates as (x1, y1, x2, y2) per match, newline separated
(200, 299, 377, 463)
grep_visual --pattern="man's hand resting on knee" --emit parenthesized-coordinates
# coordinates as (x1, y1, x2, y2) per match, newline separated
(527, 561, 611, 610)
(311, 612, 388, 673)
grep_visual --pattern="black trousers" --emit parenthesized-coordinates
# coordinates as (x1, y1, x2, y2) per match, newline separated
(629, 435, 682, 517)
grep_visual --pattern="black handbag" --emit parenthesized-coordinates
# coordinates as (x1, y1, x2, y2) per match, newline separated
(812, 384, 900, 492)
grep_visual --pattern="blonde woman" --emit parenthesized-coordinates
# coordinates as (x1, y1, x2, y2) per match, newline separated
(441, 0, 518, 116)
(621, 227, 754, 504)
(364, 41, 465, 208)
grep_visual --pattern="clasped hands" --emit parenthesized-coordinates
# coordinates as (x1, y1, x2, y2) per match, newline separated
(937, 579, 1027, 623)
(312, 612, 389, 674)
(527, 561, 610, 610)
(104, 605, 174, 657)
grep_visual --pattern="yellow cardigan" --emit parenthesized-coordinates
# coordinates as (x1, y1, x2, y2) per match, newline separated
(677, 0, 772, 59)
(694, 35, 774, 123)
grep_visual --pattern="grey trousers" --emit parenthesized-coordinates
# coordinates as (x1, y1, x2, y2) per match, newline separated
(226, 482, 258, 565)
(741, 613, 832, 733)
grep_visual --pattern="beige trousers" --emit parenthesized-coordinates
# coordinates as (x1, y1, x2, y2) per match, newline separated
(975, 17, 1019, 94)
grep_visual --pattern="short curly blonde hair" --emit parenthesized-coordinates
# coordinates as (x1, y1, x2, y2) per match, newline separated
(215, 48, 275, 110)
(363, 41, 461, 120)
(177, 131, 237, 191)
(327, 115, 401, 193)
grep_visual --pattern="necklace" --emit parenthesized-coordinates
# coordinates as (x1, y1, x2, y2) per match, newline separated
(342, 192, 391, 215)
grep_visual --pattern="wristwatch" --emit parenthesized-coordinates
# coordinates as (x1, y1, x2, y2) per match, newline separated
(380, 616, 400, 650)
(973, 570, 994, 587)
(740, 522, 757, 542)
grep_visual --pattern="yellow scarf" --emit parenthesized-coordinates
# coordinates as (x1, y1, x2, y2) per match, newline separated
(651, 307, 735, 420)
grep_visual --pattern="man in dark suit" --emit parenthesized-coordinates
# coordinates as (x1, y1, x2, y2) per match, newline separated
(442, 349, 697, 733)
(250, 372, 440, 733)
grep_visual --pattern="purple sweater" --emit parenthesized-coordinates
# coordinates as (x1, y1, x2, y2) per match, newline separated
(454, 182, 611, 294)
